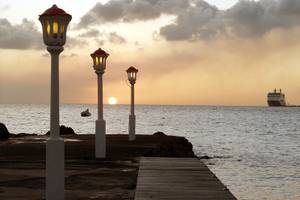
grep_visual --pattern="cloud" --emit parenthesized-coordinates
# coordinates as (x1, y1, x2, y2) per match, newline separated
(160, 1, 222, 40)
(76, 0, 190, 28)
(42, 53, 49, 57)
(61, 53, 78, 58)
(0, 3, 10, 10)
(161, 0, 300, 40)
(65, 37, 87, 48)
(42, 53, 78, 58)
(77, 29, 126, 45)
(0, 18, 85, 50)
(77, 0, 300, 41)
(108, 32, 126, 44)
(96, 39, 105, 46)
(0, 18, 43, 49)
(78, 28, 101, 38)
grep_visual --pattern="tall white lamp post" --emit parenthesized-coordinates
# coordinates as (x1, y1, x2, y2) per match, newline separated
(91, 48, 109, 158)
(126, 66, 138, 141)
(39, 5, 71, 200)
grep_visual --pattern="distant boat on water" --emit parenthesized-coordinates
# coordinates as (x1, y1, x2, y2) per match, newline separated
(81, 109, 91, 117)
(267, 89, 286, 107)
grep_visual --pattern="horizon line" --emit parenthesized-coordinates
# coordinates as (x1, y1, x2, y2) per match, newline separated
(0, 102, 269, 107)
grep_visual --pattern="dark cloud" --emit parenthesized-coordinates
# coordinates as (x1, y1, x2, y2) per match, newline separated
(77, 0, 300, 41)
(77, 29, 126, 45)
(61, 53, 78, 58)
(108, 32, 126, 44)
(0, 18, 85, 50)
(0, 18, 43, 49)
(65, 37, 87, 48)
(77, 0, 128, 28)
(78, 28, 101, 38)
(160, 1, 221, 40)
(161, 0, 300, 40)
(76, 0, 190, 28)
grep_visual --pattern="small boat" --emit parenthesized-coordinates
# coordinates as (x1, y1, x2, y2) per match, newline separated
(81, 109, 91, 117)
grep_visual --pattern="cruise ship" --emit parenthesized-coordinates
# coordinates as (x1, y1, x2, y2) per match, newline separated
(267, 89, 286, 107)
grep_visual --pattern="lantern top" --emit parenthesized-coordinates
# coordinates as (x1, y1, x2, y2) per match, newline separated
(91, 48, 109, 58)
(126, 66, 138, 73)
(40, 4, 71, 17)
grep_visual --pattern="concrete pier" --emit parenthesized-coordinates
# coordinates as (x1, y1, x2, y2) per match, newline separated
(135, 157, 236, 200)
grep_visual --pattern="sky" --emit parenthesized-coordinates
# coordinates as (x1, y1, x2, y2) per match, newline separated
(1, 0, 300, 106)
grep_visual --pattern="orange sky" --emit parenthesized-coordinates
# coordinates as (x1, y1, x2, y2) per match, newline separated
(1, 0, 300, 106)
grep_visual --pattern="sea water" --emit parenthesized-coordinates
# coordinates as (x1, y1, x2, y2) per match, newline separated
(0, 104, 299, 200)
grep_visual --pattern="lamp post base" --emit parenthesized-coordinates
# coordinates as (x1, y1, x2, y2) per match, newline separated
(129, 115, 136, 141)
(95, 119, 106, 158)
(46, 137, 64, 200)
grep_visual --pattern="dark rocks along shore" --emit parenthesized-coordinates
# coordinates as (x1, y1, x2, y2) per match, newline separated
(0, 130, 196, 199)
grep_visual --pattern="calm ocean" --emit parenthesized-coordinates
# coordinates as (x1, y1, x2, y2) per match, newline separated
(1, 104, 299, 200)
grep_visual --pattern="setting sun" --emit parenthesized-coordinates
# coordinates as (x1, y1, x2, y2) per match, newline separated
(108, 97, 118, 105)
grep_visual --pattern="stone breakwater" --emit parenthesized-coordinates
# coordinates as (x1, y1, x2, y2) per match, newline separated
(0, 133, 196, 159)
(0, 133, 195, 199)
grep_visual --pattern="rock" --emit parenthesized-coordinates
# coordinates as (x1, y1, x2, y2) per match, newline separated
(152, 136, 195, 157)
(199, 155, 212, 159)
(60, 125, 76, 135)
(11, 133, 38, 137)
(153, 131, 167, 136)
(46, 125, 76, 135)
(0, 123, 10, 140)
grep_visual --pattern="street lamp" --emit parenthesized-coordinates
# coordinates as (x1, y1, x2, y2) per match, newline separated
(39, 4, 71, 200)
(126, 66, 138, 141)
(91, 48, 109, 158)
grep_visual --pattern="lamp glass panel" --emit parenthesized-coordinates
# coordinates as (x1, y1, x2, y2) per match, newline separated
(99, 57, 103, 65)
(46, 20, 50, 35)
(95, 57, 99, 65)
(131, 72, 134, 80)
(127, 72, 130, 80)
(60, 23, 65, 34)
(53, 21, 58, 34)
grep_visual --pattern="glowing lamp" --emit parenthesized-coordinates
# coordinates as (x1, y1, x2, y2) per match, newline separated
(39, 4, 72, 46)
(91, 48, 109, 74)
(39, 4, 72, 200)
(90, 48, 109, 158)
(126, 66, 138, 141)
(126, 66, 138, 84)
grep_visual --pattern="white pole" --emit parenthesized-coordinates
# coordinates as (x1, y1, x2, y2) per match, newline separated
(97, 74, 104, 120)
(131, 84, 135, 115)
(129, 83, 136, 141)
(46, 46, 64, 200)
(95, 72, 106, 158)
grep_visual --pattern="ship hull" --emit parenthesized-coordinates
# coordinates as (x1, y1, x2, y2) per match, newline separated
(267, 100, 286, 107)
